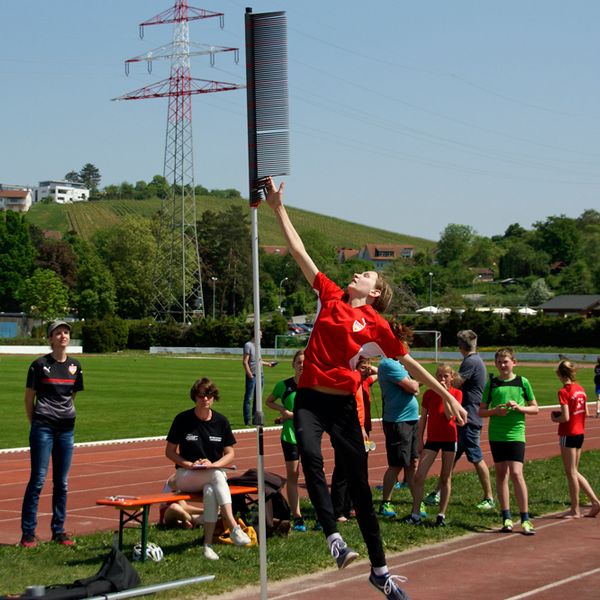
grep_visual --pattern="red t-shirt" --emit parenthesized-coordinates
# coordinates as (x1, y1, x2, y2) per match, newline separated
(558, 383, 587, 437)
(422, 386, 463, 442)
(299, 273, 407, 394)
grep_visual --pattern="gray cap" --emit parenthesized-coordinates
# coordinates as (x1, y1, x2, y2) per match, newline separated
(47, 320, 71, 337)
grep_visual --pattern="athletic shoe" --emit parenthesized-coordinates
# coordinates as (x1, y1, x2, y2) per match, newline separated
(230, 525, 251, 546)
(330, 538, 359, 569)
(19, 534, 37, 548)
(52, 532, 75, 546)
(521, 520, 536, 536)
(292, 518, 307, 532)
(476, 498, 496, 510)
(419, 503, 428, 519)
(313, 521, 322, 531)
(203, 544, 219, 560)
(404, 515, 422, 526)
(501, 518, 513, 533)
(369, 571, 411, 599)
(424, 491, 440, 506)
(435, 515, 446, 527)
(379, 502, 397, 518)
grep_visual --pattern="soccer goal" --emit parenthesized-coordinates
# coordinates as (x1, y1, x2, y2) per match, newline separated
(411, 330, 442, 362)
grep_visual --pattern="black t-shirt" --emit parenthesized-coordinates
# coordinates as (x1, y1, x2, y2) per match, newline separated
(26, 354, 84, 429)
(167, 408, 236, 465)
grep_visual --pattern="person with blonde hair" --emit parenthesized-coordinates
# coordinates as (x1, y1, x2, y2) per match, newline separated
(406, 364, 462, 527)
(551, 360, 600, 518)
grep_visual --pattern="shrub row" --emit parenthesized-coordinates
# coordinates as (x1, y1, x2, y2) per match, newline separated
(81, 313, 288, 353)
(403, 311, 600, 349)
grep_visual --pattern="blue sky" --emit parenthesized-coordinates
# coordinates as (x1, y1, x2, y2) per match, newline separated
(1, 1, 599, 240)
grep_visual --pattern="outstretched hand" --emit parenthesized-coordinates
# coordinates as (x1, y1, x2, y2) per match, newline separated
(265, 176, 285, 210)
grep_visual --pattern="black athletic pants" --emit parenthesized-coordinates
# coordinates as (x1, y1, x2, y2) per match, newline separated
(294, 388, 386, 567)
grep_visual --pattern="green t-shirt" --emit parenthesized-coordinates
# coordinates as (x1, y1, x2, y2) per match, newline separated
(271, 377, 297, 445)
(482, 375, 535, 443)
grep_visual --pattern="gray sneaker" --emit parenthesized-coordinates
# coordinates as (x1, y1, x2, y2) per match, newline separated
(330, 538, 359, 569)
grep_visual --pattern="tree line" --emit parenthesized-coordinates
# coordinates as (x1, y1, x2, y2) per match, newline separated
(1, 201, 599, 331)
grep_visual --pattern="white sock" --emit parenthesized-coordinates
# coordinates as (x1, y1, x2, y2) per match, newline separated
(372, 566, 388, 577)
(327, 533, 342, 549)
(437, 513, 445, 519)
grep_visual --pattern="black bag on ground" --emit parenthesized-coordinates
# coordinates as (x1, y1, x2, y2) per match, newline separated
(228, 468, 291, 536)
(1, 546, 140, 600)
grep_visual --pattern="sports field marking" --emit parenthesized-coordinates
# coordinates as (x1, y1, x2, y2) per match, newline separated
(265, 519, 569, 599)
(503, 567, 600, 599)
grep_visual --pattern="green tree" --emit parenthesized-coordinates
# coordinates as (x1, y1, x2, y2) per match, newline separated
(94, 216, 155, 318)
(79, 163, 102, 192)
(197, 207, 253, 316)
(0, 211, 35, 310)
(147, 175, 170, 199)
(34, 239, 79, 289)
(436, 224, 475, 267)
(71, 241, 116, 319)
(558, 260, 594, 294)
(533, 215, 581, 264)
(17, 268, 70, 321)
(64, 170, 80, 183)
(526, 278, 553, 306)
(498, 239, 549, 278)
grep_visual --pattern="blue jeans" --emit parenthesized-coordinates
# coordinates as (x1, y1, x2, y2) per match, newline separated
(243, 374, 263, 425)
(21, 421, 74, 536)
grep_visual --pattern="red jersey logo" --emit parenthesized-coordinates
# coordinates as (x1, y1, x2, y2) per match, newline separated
(352, 318, 367, 332)
(68, 365, 78, 375)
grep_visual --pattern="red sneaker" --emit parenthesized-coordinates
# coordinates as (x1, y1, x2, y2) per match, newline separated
(19, 534, 37, 548)
(52, 532, 75, 546)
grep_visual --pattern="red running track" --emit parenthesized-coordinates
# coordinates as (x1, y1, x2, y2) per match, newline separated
(2, 407, 600, 599)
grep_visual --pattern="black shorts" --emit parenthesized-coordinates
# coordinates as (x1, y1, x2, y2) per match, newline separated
(424, 441, 457, 453)
(489, 441, 525, 463)
(281, 439, 299, 462)
(560, 434, 584, 449)
(383, 420, 418, 468)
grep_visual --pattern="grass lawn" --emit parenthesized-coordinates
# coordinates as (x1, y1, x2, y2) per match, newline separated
(1, 451, 599, 597)
(2, 352, 598, 449)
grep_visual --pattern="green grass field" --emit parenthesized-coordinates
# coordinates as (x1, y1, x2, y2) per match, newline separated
(2, 352, 598, 449)
(1, 451, 599, 597)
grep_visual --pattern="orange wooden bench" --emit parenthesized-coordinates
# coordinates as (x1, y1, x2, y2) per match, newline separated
(97, 486, 257, 561)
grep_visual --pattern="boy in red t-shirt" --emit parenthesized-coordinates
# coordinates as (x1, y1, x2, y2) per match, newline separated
(407, 364, 462, 527)
(551, 360, 600, 518)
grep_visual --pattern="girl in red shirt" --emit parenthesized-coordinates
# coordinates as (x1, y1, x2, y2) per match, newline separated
(265, 177, 466, 600)
(551, 360, 600, 518)
(409, 364, 462, 527)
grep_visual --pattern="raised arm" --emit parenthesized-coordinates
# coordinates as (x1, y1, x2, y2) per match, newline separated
(264, 177, 319, 285)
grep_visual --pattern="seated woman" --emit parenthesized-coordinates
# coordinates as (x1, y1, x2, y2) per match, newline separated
(165, 377, 251, 560)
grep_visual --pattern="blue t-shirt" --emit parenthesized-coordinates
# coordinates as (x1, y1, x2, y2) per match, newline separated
(378, 358, 419, 423)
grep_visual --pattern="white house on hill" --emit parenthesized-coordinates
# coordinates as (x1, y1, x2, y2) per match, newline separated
(34, 180, 90, 204)
(0, 188, 33, 213)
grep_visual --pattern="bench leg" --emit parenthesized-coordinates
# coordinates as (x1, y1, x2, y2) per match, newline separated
(118, 509, 125, 550)
(141, 506, 150, 563)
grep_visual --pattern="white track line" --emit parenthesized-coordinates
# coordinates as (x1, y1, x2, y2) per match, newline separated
(503, 567, 600, 599)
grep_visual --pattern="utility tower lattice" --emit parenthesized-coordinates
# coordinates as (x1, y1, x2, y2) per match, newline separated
(113, 1, 243, 322)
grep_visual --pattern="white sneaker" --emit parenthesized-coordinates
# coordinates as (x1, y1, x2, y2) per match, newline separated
(203, 544, 219, 560)
(230, 525, 251, 546)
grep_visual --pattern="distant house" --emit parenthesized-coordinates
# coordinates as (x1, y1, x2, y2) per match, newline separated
(0, 188, 33, 213)
(34, 180, 89, 204)
(357, 244, 415, 270)
(470, 267, 495, 283)
(540, 295, 600, 318)
(337, 247, 360, 263)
